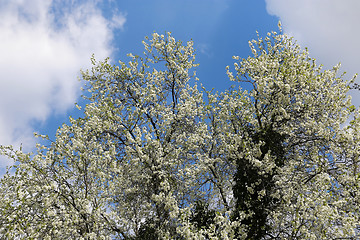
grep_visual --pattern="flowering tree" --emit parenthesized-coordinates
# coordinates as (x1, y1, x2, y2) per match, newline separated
(1, 27, 360, 239)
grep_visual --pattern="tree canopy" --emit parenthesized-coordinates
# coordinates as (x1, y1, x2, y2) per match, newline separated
(1, 26, 360, 239)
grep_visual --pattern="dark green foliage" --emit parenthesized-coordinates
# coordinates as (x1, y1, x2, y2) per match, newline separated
(191, 200, 216, 230)
(232, 126, 286, 239)
(133, 219, 159, 240)
(190, 200, 217, 239)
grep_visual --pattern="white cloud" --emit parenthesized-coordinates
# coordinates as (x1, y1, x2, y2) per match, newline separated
(197, 43, 213, 58)
(265, 0, 360, 104)
(0, 0, 125, 169)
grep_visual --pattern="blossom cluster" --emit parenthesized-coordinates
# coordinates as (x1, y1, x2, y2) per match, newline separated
(0, 28, 359, 239)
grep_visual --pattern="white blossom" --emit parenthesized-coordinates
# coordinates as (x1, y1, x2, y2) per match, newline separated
(0, 28, 359, 239)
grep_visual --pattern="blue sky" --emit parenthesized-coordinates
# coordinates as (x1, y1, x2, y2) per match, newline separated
(1, 0, 360, 171)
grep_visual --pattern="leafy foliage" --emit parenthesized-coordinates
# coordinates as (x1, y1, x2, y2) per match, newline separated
(1, 27, 360, 239)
